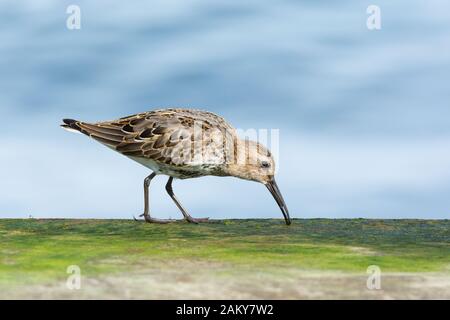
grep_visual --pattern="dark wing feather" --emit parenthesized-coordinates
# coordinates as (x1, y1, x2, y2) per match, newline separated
(72, 109, 237, 166)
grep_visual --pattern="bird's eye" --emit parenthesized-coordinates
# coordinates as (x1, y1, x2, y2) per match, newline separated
(261, 161, 271, 168)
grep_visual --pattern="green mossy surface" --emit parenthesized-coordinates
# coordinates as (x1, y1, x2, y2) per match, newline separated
(0, 219, 449, 286)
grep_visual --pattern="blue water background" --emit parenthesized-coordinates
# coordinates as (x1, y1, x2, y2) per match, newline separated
(1, 1, 449, 219)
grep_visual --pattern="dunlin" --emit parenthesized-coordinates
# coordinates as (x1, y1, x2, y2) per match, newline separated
(61, 108, 291, 225)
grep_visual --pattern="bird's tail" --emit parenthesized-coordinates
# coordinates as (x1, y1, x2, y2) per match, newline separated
(60, 118, 83, 134)
(60, 118, 124, 148)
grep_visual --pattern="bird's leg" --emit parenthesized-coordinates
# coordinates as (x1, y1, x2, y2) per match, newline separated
(165, 177, 209, 224)
(137, 172, 173, 224)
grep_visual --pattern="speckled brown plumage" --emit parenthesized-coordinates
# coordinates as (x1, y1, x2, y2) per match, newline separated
(62, 108, 237, 179)
(61, 108, 291, 225)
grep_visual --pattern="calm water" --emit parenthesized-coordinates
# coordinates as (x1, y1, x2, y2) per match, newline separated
(1, 1, 449, 219)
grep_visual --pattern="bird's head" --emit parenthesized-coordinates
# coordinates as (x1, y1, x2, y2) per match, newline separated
(226, 140, 291, 225)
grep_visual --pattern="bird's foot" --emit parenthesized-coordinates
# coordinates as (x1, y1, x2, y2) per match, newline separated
(134, 214, 174, 224)
(145, 215, 174, 224)
(185, 217, 210, 224)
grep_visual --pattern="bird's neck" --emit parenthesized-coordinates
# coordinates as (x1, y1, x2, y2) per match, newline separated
(221, 138, 258, 180)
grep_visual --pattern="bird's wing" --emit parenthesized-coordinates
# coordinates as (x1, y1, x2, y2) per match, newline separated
(75, 109, 236, 166)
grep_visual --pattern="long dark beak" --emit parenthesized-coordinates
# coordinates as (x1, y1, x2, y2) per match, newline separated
(266, 178, 291, 225)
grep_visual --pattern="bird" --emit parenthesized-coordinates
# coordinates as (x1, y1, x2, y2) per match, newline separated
(61, 108, 291, 225)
